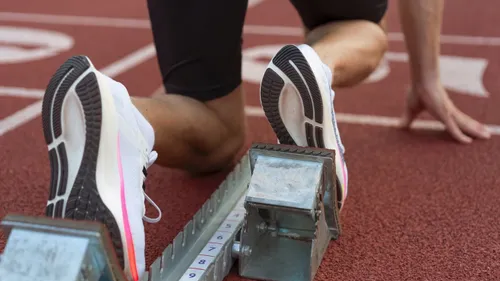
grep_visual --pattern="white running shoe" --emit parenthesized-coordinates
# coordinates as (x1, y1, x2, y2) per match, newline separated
(260, 44, 348, 209)
(42, 56, 161, 281)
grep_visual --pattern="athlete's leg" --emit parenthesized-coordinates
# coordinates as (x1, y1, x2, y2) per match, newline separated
(138, 0, 249, 174)
(133, 87, 246, 174)
(293, 0, 388, 87)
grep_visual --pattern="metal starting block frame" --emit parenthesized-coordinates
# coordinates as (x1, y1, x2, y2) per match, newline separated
(0, 214, 127, 281)
(237, 143, 342, 281)
(0, 143, 342, 281)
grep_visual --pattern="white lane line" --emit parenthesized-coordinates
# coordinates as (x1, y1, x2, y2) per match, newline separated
(0, 0, 266, 29)
(0, 44, 156, 137)
(248, 0, 266, 8)
(243, 25, 302, 36)
(0, 87, 44, 98)
(244, 106, 500, 135)
(4, 87, 498, 137)
(244, 25, 500, 47)
(0, 100, 43, 136)
(1, 12, 500, 46)
(100, 43, 155, 77)
(0, 12, 151, 28)
(0, 1, 266, 138)
(386, 33, 500, 47)
(148, 87, 500, 135)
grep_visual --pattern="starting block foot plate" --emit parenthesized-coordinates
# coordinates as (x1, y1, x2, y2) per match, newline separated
(0, 214, 127, 281)
(238, 143, 341, 281)
(0, 142, 342, 281)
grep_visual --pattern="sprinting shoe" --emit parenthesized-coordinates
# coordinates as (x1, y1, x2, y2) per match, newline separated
(260, 44, 348, 209)
(42, 56, 161, 281)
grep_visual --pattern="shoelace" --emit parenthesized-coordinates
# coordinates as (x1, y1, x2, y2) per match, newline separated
(142, 151, 162, 224)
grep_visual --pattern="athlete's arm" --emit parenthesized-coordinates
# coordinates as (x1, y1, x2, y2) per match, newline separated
(398, 0, 490, 143)
(398, 0, 443, 86)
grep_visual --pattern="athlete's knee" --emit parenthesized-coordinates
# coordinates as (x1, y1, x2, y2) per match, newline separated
(210, 125, 246, 171)
(188, 121, 246, 175)
(365, 23, 388, 73)
(309, 20, 388, 87)
(344, 21, 388, 86)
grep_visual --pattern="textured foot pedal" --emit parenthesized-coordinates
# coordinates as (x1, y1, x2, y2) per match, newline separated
(0, 214, 127, 281)
(248, 142, 342, 238)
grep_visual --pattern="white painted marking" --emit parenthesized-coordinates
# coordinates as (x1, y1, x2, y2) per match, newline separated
(242, 44, 278, 84)
(243, 25, 500, 46)
(387, 32, 500, 47)
(244, 106, 500, 135)
(0, 13, 499, 46)
(0, 100, 42, 136)
(0, 0, 264, 29)
(0, 0, 266, 135)
(0, 43, 155, 137)
(242, 44, 490, 97)
(244, 25, 303, 36)
(100, 44, 156, 77)
(365, 56, 390, 83)
(5, 95, 497, 138)
(370, 52, 490, 97)
(248, 0, 265, 8)
(0, 12, 151, 28)
(245, 106, 266, 117)
(2, 38, 492, 137)
(0, 26, 73, 64)
(146, 85, 500, 135)
(0, 87, 44, 98)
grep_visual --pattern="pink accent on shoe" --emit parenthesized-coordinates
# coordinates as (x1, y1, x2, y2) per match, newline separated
(117, 134, 139, 281)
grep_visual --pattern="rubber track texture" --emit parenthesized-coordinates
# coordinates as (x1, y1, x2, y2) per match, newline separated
(261, 45, 326, 148)
(41, 56, 125, 268)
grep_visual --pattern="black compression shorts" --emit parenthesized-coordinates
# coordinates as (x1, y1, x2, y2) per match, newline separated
(146, 0, 388, 102)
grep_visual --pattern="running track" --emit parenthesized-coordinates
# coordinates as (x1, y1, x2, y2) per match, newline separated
(1, 0, 500, 280)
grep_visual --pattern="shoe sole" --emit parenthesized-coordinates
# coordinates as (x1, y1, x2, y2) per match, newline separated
(260, 44, 347, 208)
(260, 45, 326, 148)
(42, 56, 125, 268)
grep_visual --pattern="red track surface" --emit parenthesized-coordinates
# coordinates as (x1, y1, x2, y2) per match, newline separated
(1, 0, 500, 280)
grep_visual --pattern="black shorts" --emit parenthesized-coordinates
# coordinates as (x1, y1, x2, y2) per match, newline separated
(146, 0, 388, 102)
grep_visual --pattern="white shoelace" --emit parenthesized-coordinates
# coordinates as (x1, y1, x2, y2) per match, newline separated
(142, 151, 162, 224)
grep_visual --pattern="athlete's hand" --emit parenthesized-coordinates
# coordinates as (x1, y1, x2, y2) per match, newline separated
(399, 82, 491, 143)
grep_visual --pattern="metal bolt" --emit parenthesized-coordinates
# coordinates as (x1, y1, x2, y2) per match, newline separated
(241, 245, 252, 256)
(257, 222, 268, 233)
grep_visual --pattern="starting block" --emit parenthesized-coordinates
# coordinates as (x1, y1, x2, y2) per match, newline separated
(0, 143, 342, 281)
(0, 214, 127, 281)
